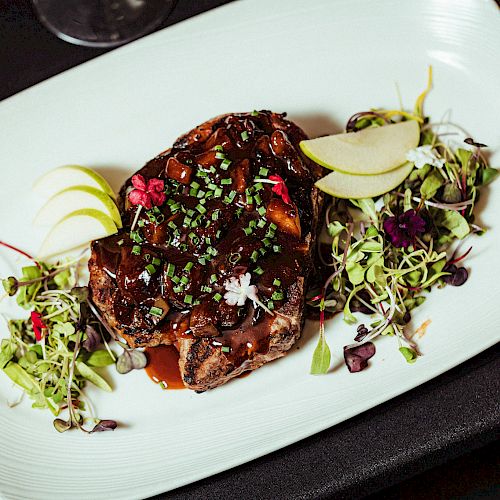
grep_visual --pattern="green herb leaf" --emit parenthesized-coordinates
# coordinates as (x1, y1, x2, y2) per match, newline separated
(86, 350, 116, 367)
(420, 169, 444, 199)
(399, 347, 418, 364)
(310, 332, 331, 375)
(438, 210, 470, 239)
(76, 361, 112, 392)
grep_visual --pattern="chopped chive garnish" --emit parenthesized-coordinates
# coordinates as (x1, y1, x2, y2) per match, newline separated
(131, 245, 141, 255)
(273, 244, 282, 253)
(130, 231, 143, 243)
(196, 170, 208, 178)
(195, 204, 207, 214)
(207, 246, 218, 256)
(214, 145, 224, 152)
(228, 190, 237, 201)
(201, 285, 213, 293)
(271, 291, 284, 301)
(220, 159, 231, 170)
(246, 194, 253, 204)
(187, 209, 196, 217)
(257, 219, 266, 228)
(137, 219, 145, 227)
(235, 208, 244, 217)
(213, 293, 222, 302)
(166, 263, 175, 277)
(149, 306, 163, 317)
(254, 266, 264, 275)
(184, 216, 192, 226)
(191, 220, 199, 228)
(254, 182, 264, 191)
(196, 189, 206, 199)
(214, 187, 223, 197)
(208, 183, 217, 191)
(221, 178, 232, 185)
(180, 276, 189, 285)
(259, 247, 266, 256)
(190, 181, 200, 190)
(168, 221, 177, 230)
(248, 220, 257, 228)
(240, 131, 249, 141)
(173, 285, 183, 293)
(223, 196, 231, 204)
(254, 194, 262, 205)
(250, 250, 259, 262)
(166, 199, 175, 206)
(156, 214, 165, 223)
(251, 110, 259, 116)
(266, 229, 276, 238)
(145, 252, 152, 261)
(267, 300, 275, 310)
(263, 238, 272, 247)
(205, 237, 212, 245)
(171, 275, 180, 284)
(184, 295, 193, 304)
(258, 167, 269, 176)
(270, 223, 277, 230)
(189, 188, 198, 196)
(243, 227, 253, 236)
(228, 252, 241, 264)
(180, 243, 188, 252)
(145, 264, 156, 275)
(184, 261, 194, 272)
(170, 202, 181, 212)
(117, 239, 124, 246)
(212, 210, 220, 221)
(257, 206, 267, 216)
(198, 257, 207, 265)
(199, 197, 207, 205)
(221, 346, 231, 353)
(273, 278, 281, 286)
(210, 273, 217, 283)
(152, 257, 161, 266)
(215, 152, 226, 160)
(216, 230, 222, 238)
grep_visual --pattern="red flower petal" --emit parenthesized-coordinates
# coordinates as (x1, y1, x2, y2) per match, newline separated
(131, 174, 147, 191)
(269, 174, 284, 183)
(269, 175, 292, 205)
(31, 311, 47, 342)
(147, 178, 164, 193)
(129, 189, 152, 209)
(149, 190, 166, 207)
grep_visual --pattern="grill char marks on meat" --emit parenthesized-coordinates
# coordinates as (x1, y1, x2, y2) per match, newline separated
(89, 111, 324, 391)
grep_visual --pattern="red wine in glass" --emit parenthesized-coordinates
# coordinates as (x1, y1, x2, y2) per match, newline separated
(32, 0, 177, 48)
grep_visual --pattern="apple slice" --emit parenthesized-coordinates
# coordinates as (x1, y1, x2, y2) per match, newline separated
(34, 185, 122, 228)
(38, 209, 118, 260)
(315, 161, 414, 199)
(33, 165, 116, 199)
(300, 120, 419, 175)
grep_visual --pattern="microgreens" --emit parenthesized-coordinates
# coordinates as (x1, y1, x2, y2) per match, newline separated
(308, 69, 498, 375)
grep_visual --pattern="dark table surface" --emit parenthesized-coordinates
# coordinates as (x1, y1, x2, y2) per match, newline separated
(1, 1, 499, 499)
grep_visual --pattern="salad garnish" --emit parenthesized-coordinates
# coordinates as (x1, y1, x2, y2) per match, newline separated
(308, 68, 498, 374)
(0, 249, 147, 433)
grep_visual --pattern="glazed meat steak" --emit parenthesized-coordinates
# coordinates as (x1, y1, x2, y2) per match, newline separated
(89, 111, 323, 391)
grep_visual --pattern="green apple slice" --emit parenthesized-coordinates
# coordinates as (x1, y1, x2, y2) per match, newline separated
(38, 209, 118, 260)
(315, 161, 414, 199)
(34, 185, 122, 228)
(300, 120, 419, 175)
(33, 165, 116, 199)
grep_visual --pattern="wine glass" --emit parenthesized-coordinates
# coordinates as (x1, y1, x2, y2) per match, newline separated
(32, 0, 177, 48)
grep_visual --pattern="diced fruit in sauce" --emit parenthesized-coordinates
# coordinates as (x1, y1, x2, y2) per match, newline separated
(266, 198, 301, 238)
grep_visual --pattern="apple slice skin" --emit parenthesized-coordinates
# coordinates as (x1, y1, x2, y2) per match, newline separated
(315, 161, 414, 199)
(37, 208, 118, 260)
(34, 185, 122, 228)
(300, 120, 420, 175)
(33, 165, 116, 200)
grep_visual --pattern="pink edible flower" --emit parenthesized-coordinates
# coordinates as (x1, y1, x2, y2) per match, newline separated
(268, 175, 292, 205)
(129, 174, 166, 209)
(31, 311, 47, 342)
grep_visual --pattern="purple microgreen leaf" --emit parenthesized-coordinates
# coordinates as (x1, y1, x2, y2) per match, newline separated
(443, 265, 468, 286)
(116, 349, 147, 374)
(343, 342, 376, 373)
(90, 419, 117, 433)
(354, 324, 369, 342)
(82, 324, 101, 352)
(464, 137, 487, 148)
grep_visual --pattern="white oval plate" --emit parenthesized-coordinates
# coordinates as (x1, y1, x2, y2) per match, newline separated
(0, 1, 499, 498)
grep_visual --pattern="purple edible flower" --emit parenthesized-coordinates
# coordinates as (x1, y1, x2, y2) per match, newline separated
(383, 209, 426, 248)
(343, 342, 376, 373)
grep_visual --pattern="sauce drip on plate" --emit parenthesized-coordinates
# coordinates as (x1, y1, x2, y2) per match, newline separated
(145, 345, 185, 390)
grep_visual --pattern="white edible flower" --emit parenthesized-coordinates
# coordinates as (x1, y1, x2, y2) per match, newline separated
(406, 145, 445, 169)
(223, 272, 273, 315)
(224, 272, 258, 306)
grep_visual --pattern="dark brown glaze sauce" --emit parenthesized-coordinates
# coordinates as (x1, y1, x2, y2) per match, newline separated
(92, 111, 322, 380)
(145, 345, 185, 390)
